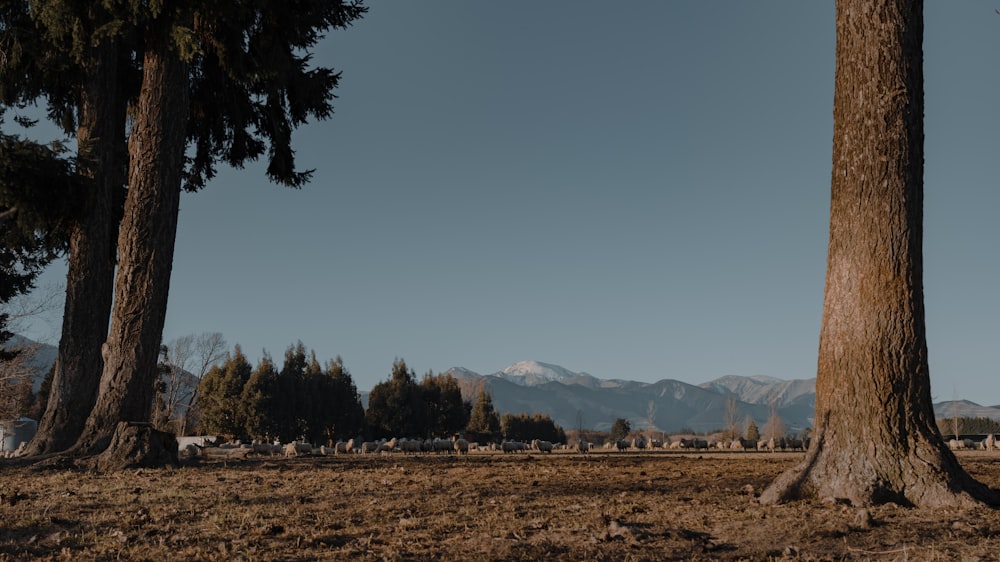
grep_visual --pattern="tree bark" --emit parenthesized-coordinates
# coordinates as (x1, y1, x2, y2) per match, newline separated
(73, 27, 189, 455)
(27, 38, 124, 456)
(759, 0, 997, 508)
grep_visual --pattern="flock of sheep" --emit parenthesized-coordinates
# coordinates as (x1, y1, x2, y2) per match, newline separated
(177, 433, 1000, 460)
(948, 434, 996, 451)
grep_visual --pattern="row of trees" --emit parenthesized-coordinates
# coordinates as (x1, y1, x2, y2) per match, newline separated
(194, 350, 566, 445)
(195, 343, 365, 444)
(365, 359, 469, 439)
(500, 413, 566, 444)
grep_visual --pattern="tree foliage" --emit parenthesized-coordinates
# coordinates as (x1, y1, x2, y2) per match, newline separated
(235, 344, 364, 444)
(466, 389, 501, 442)
(0, 132, 76, 357)
(609, 418, 631, 442)
(365, 359, 427, 439)
(195, 346, 252, 438)
(240, 353, 279, 441)
(500, 412, 566, 443)
(420, 371, 470, 438)
(745, 418, 760, 442)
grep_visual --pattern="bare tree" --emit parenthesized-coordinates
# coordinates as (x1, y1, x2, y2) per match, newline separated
(1, 285, 64, 421)
(0, 339, 41, 420)
(724, 396, 740, 441)
(759, 0, 997, 508)
(155, 332, 226, 435)
(763, 399, 785, 441)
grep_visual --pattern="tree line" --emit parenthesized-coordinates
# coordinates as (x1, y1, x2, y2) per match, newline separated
(192, 347, 564, 445)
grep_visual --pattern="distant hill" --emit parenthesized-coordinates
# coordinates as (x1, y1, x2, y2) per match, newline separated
(933, 400, 1000, 422)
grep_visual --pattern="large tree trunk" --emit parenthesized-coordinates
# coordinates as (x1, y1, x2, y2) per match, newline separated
(73, 27, 189, 455)
(27, 38, 124, 456)
(759, 0, 997, 508)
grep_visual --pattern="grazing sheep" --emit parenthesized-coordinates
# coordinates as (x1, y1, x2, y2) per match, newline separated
(376, 437, 398, 454)
(398, 438, 423, 454)
(501, 440, 527, 454)
(576, 441, 590, 454)
(679, 438, 709, 450)
(531, 439, 554, 453)
(453, 438, 470, 455)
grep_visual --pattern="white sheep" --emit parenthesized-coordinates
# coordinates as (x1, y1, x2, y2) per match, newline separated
(986, 434, 996, 451)
(453, 438, 470, 455)
(501, 440, 527, 454)
(376, 437, 398, 454)
(531, 439, 554, 453)
(398, 438, 423, 454)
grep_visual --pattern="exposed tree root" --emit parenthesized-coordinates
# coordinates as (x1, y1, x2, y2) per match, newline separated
(760, 436, 1000, 509)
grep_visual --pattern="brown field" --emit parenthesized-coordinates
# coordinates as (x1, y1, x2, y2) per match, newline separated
(2, 449, 1000, 561)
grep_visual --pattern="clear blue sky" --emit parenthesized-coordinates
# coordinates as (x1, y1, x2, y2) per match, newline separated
(23, 3, 1000, 404)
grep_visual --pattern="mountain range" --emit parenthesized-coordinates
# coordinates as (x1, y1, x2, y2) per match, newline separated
(7, 337, 998, 434)
(443, 360, 1000, 434)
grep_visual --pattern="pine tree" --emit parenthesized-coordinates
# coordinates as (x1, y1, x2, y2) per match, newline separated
(609, 418, 631, 442)
(322, 356, 365, 441)
(241, 353, 279, 442)
(194, 346, 251, 438)
(421, 372, 469, 437)
(466, 389, 500, 442)
(745, 418, 760, 442)
(5, 0, 367, 459)
(2, 1, 132, 456)
(366, 359, 426, 438)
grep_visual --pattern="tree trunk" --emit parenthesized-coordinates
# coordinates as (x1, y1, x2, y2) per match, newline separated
(759, 0, 997, 508)
(27, 38, 124, 456)
(91, 422, 178, 472)
(73, 28, 190, 455)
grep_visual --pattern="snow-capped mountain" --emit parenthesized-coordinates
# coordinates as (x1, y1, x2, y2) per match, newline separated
(495, 360, 591, 386)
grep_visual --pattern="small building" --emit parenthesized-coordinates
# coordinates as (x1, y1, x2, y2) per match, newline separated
(0, 417, 38, 453)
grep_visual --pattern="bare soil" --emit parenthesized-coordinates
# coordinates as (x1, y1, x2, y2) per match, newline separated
(2, 449, 1000, 561)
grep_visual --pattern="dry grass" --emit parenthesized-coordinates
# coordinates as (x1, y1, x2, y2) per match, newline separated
(2, 450, 1000, 560)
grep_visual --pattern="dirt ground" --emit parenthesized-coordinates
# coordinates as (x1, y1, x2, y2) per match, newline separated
(2, 449, 1000, 561)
